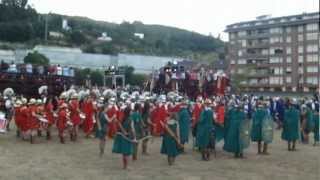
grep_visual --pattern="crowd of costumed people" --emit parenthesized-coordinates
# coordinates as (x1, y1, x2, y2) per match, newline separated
(0, 86, 319, 169)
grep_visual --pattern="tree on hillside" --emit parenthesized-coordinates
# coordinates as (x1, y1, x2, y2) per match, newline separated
(24, 51, 50, 65)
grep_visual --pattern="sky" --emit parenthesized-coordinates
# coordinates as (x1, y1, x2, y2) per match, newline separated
(28, 0, 319, 41)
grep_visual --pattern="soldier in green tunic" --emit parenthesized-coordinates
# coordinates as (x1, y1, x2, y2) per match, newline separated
(251, 100, 270, 155)
(313, 108, 319, 146)
(161, 113, 181, 165)
(196, 99, 214, 161)
(131, 103, 143, 161)
(96, 100, 109, 157)
(141, 101, 152, 155)
(281, 99, 300, 151)
(223, 103, 247, 158)
(112, 107, 136, 170)
(178, 100, 191, 149)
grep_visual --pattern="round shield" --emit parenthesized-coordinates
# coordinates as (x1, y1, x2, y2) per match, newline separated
(239, 119, 251, 150)
(262, 115, 274, 144)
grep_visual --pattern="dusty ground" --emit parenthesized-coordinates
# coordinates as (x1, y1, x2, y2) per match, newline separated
(0, 126, 319, 180)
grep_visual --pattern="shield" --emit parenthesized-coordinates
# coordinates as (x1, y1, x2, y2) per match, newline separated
(239, 119, 251, 150)
(0, 112, 7, 133)
(262, 115, 274, 143)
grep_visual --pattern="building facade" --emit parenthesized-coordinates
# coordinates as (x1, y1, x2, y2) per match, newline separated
(225, 12, 320, 93)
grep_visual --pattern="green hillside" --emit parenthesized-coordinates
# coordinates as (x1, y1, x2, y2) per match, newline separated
(0, 0, 225, 59)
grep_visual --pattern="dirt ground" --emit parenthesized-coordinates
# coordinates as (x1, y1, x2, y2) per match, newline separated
(0, 126, 319, 180)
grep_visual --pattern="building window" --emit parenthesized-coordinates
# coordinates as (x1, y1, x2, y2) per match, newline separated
(298, 67, 304, 74)
(298, 55, 304, 63)
(242, 40, 247, 47)
(298, 25, 304, 32)
(286, 66, 292, 73)
(298, 34, 304, 41)
(306, 66, 319, 73)
(307, 44, 318, 53)
(286, 47, 292, 54)
(306, 23, 319, 31)
(306, 32, 318, 41)
(230, 60, 236, 64)
(262, 49, 269, 55)
(230, 33, 236, 39)
(272, 67, 283, 75)
(306, 54, 319, 62)
(230, 41, 235, 45)
(238, 31, 247, 37)
(237, 68, 244, 74)
(270, 57, 283, 63)
(298, 46, 304, 54)
(230, 69, 235, 74)
(286, 76, 292, 83)
(286, 36, 292, 43)
(269, 77, 283, 85)
(286, 27, 291, 33)
(270, 36, 283, 44)
(238, 59, 247, 64)
(306, 77, 318, 85)
(286, 56, 292, 63)
(270, 28, 282, 34)
(238, 50, 243, 56)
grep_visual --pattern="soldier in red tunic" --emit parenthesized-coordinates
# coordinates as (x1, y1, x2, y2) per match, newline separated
(152, 98, 168, 136)
(27, 99, 39, 144)
(192, 96, 203, 128)
(106, 98, 118, 138)
(14, 100, 22, 137)
(69, 94, 81, 141)
(19, 98, 29, 140)
(57, 103, 68, 144)
(44, 97, 55, 140)
(82, 95, 96, 137)
(215, 100, 225, 125)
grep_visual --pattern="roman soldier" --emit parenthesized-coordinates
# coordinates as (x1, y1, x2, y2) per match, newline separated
(196, 99, 214, 161)
(14, 100, 22, 137)
(282, 99, 300, 151)
(106, 98, 118, 138)
(27, 98, 39, 144)
(178, 99, 191, 149)
(69, 93, 81, 141)
(82, 95, 96, 137)
(57, 103, 68, 144)
(191, 96, 203, 139)
(19, 98, 29, 140)
(44, 97, 55, 140)
(152, 97, 168, 136)
(223, 102, 248, 158)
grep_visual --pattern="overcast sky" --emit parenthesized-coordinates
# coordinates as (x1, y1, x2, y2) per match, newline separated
(29, 0, 319, 40)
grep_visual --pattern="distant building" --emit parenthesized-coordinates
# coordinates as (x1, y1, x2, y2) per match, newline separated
(62, 19, 71, 31)
(134, 33, 144, 39)
(225, 12, 320, 93)
(97, 32, 112, 42)
(49, 31, 64, 39)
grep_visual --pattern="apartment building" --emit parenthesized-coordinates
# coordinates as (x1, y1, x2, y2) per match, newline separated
(225, 12, 320, 92)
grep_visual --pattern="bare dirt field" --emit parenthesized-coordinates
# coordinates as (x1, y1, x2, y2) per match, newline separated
(0, 126, 319, 180)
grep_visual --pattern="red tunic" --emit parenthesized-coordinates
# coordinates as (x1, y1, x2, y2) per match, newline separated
(82, 100, 94, 134)
(57, 109, 67, 131)
(152, 105, 167, 136)
(20, 106, 29, 132)
(45, 103, 54, 125)
(28, 105, 39, 130)
(69, 100, 81, 126)
(192, 103, 203, 128)
(14, 107, 22, 129)
(106, 105, 118, 138)
(215, 105, 225, 124)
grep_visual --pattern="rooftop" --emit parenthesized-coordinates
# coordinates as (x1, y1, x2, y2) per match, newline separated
(225, 12, 319, 32)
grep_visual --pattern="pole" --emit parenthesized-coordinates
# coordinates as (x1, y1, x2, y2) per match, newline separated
(45, 13, 49, 43)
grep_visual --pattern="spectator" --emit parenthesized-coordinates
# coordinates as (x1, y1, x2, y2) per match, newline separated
(38, 65, 44, 75)
(62, 66, 69, 76)
(57, 64, 62, 76)
(7, 61, 17, 73)
(26, 63, 33, 74)
(1, 60, 9, 72)
(69, 67, 75, 77)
